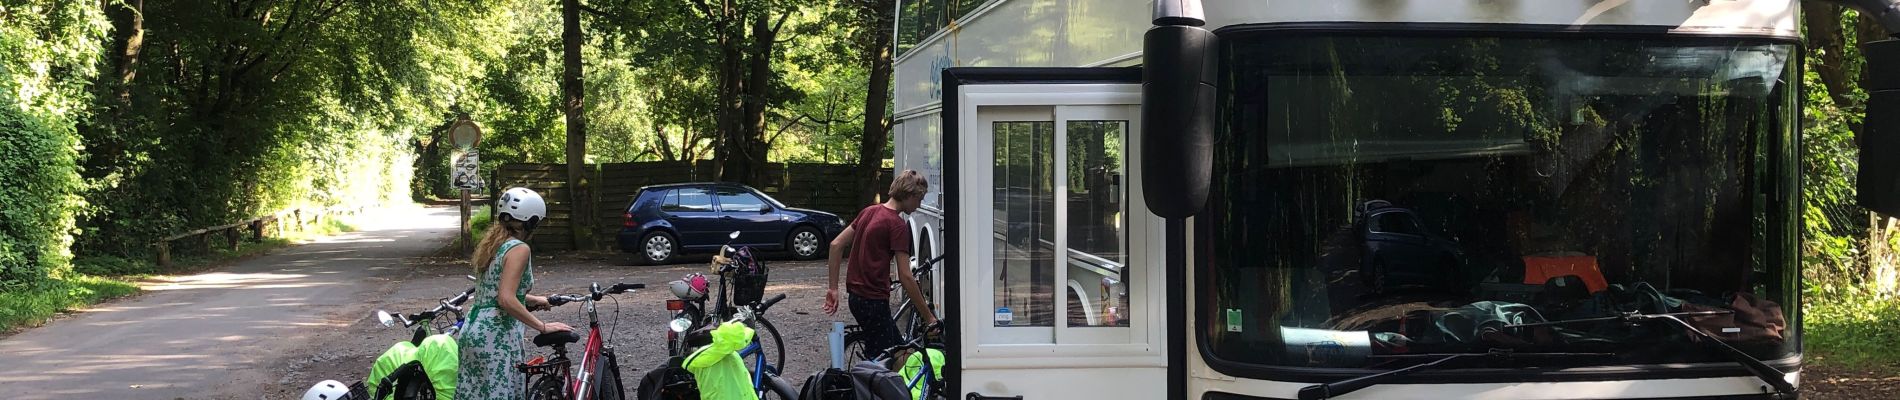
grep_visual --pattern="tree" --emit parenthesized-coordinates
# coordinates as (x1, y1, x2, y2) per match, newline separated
(562, 0, 596, 249)
(1803, 4, 1899, 295)
(848, 0, 895, 203)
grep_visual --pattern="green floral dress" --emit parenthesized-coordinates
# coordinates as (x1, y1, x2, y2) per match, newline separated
(456, 239, 534, 400)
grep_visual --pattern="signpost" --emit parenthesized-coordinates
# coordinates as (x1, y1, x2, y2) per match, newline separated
(448, 117, 483, 254)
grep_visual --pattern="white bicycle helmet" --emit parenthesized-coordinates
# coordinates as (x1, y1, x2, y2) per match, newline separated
(497, 187, 549, 229)
(302, 380, 352, 400)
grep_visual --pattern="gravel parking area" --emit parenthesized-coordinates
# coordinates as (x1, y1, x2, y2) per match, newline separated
(258, 251, 843, 399)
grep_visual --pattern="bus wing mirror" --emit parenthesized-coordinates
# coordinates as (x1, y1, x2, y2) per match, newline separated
(1141, 0, 1218, 219)
(1859, 39, 1900, 215)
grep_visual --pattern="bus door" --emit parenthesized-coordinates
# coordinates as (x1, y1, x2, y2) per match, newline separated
(942, 68, 1166, 399)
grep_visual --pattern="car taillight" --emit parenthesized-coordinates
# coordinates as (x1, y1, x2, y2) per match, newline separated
(666, 299, 684, 311)
(623, 212, 636, 227)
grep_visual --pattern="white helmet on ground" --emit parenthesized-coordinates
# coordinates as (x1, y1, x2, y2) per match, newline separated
(498, 187, 548, 230)
(302, 380, 352, 400)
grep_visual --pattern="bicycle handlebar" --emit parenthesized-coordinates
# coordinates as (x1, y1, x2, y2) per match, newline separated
(545, 282, 646, 307)
(757, 293, 787, 314)
(546, 294, 589, 307)
(400, 286, 476, 326)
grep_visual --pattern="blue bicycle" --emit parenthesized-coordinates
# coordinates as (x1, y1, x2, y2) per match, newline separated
(648, 293, 798, 400)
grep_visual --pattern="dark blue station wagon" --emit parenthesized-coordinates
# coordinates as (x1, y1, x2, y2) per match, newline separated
(619, 183, 846, 264)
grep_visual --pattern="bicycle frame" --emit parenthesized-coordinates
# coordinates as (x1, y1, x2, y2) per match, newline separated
(526, 282, 640, 400)
(740, 337, 783, 398)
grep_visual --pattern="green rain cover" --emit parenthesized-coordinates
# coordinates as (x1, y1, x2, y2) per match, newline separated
(366, 334, 459, 400)
(900, 348, 943, 400)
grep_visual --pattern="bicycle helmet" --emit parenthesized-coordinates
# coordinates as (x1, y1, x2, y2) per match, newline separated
(669, 273, 708, 300)
(302, 380, 352, 400)
(497, 187, 548, 230)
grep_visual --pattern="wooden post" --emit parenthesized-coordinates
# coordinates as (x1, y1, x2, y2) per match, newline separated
(225, 226, 240, 251)
(155, 241, 171, 269)
(461, 189, 472, 255)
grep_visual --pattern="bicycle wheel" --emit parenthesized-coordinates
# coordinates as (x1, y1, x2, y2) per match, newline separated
(759, 374, 797, 400)
(594, 352, 626, 400)
(747, 317, 786, 375)
(842, 328, 869, 367)
(895, 301, 922, 341)
(525, 373, 566, 400)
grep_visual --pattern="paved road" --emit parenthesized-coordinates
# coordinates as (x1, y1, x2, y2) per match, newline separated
(0, 206, 457, 400)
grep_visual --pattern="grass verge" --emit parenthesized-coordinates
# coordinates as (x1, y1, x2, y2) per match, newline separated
(0, 274, 141, 333)
(1805, 289, 1900, 371)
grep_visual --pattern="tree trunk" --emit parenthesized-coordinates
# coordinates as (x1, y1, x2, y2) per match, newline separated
(714, 25, 743, 182)
(857, 0, 897, 204)
(562, 0, 595, 250)
(110, 0, 144, 103)
(731, 13, 779, 188)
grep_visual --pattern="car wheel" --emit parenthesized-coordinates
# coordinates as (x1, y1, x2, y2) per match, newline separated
(642, 231, 677, 265)
(788, 226, 823, 260)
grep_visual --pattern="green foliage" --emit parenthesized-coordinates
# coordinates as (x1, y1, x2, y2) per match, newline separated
(0, 108, 86, 289)
(71, 255, 151, 276)
(469, 205, 494, 246)
(0, 274, 139, 332)
(0, 0, 108, 289)
(1805, 288, 1900, 369)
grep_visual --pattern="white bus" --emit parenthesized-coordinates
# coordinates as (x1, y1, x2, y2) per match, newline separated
(889, 0, 1900, 398)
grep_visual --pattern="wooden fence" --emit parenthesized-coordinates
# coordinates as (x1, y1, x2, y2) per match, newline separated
(491, 161, 890, 251)
(152, 206, 363, 269)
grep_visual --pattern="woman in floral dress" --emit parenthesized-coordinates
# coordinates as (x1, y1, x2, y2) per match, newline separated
(457, 188, 573, 400)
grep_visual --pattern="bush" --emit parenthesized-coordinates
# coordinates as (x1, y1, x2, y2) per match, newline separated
(468, 205, 494, 246)
(0, 108, 85, 289)
(1805, 289, 1900, 369)
(72, 256, 155, 276)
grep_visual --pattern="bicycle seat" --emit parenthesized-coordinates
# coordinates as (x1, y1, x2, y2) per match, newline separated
(533, 331, 580, 347)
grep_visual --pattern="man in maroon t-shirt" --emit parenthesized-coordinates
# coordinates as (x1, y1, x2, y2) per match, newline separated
(824, 170, 937, 359)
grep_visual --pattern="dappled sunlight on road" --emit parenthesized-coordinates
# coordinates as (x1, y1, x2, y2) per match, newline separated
(141, 272, 317, 291)
(0, 206, 460, 399)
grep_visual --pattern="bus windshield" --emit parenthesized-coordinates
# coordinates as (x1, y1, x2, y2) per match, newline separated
(1202, 34, 1798, 370)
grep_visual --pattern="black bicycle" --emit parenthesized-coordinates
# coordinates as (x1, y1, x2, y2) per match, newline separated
(847, 254, 945, 367)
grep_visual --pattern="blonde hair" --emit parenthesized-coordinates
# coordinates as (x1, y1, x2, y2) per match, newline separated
(888, 170, 928, 202)
(471, 219, 528, 275)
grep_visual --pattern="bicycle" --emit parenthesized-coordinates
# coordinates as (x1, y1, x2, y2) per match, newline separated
(665, 231, 786, 370)
(847, 255, 945, 367)
(519, 281, 646, 400)
(376, 284, 475, 339)
(870, 329, 944, 400)
(728, 293, 800, 399)
(891, 254, 945, 346)
(814, 323, 945, 400)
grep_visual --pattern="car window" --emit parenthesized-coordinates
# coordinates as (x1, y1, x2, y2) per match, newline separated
(717, 190, 768, 213)
(663, 188, 713, 212)
(1368, 211, 1423, 235)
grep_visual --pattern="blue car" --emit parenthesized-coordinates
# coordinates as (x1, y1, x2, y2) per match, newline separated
(618, 182, 847, 264)
(1355, 200, 1466, 294)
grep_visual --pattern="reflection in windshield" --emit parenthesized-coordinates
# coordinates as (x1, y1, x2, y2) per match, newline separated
(1203, 35, 1797, 369)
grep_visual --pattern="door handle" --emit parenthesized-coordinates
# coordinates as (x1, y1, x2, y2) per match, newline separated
(966, 394, 1023, 400)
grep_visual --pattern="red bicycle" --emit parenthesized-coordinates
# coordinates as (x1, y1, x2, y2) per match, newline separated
(519, 282, 645, 400)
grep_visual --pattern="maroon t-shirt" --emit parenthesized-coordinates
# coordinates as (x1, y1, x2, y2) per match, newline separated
(846, 204, 912, 300)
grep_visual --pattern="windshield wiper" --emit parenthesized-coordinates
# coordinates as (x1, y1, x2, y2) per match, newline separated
(1504, 310, 1798, 398)
(1296, 349, 1614, 400)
